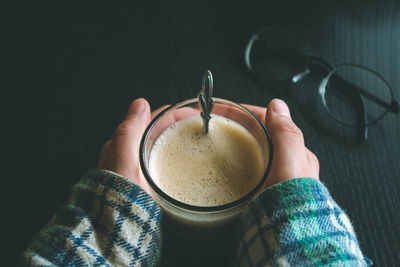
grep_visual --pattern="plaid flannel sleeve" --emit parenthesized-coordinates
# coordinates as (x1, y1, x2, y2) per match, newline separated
(20, 169, 161, 267)
(235, 178, 370, 267)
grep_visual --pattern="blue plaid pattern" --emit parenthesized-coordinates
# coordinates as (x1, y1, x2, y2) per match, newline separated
(20, 169, 161, 266)
(20, 172, 369, 266)
(235, 178, 369, 266)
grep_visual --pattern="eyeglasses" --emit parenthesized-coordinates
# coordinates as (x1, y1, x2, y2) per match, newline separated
(244, 28, 399, 140)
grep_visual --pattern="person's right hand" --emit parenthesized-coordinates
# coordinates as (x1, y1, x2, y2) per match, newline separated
(245, 99, 319, 190)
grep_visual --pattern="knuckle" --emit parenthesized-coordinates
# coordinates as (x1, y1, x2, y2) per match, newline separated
(112, 122, 132, 139)
(274, 119, 303, 139)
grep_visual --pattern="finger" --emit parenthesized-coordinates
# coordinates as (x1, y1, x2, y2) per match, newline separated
(242, 104, 267, 122)
(264, 99, 308, 186)
(113, 98, 151, 140)
(111, 98, 151, 179)
(151, 105, 170, 120)
(265, 99, 302, 148)
(151, 106, 199, 131)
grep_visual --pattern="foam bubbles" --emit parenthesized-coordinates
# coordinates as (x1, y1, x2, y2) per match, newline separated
(148, 115, 266, 207)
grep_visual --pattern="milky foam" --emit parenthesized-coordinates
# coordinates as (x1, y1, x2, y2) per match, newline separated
(149, 114, 266, 207)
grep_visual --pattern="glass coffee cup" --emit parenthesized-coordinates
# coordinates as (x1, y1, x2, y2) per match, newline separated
(139, 96, 273, 264)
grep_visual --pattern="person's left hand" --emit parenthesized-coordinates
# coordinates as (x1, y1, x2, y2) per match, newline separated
(97, 98, 153, 193)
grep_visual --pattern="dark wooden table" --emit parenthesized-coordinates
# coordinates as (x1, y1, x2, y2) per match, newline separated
(3, 0, 400, 265)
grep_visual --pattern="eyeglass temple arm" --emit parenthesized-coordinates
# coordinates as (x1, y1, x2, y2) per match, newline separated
(332, 75, 398, 114)
(308, 62, 399, 114)
(355, 90, 369, 141)
(352, 88, 368, 141)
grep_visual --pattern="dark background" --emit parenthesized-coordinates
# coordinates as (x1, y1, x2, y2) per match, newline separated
(3, 0, 400, 265)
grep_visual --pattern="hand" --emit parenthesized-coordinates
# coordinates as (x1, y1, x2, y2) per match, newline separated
(97, 97, 196, 194)
(244, 99, 319, 190)
(98, 98, 319, 195)
(97, 98, 153, 193)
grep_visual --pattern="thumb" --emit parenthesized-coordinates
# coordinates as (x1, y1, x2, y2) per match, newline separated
(264, 99, 316, 188)
(110, 98, 151, 182)
(114, 98, 151, 144)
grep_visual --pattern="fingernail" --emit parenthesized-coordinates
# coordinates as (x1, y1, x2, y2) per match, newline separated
(271, 99, 291, 118)
(132, 98, 146, 115)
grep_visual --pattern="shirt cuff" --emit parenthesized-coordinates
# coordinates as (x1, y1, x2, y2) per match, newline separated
(235, 178, 367, 266)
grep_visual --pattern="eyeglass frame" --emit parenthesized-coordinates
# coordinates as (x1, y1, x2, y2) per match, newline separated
(244, 28, 399, 140)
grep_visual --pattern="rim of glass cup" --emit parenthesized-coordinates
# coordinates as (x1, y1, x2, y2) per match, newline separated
(139, 98, 273, 213)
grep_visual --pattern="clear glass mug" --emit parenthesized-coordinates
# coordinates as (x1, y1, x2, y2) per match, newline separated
(139, 97, 273, 263)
